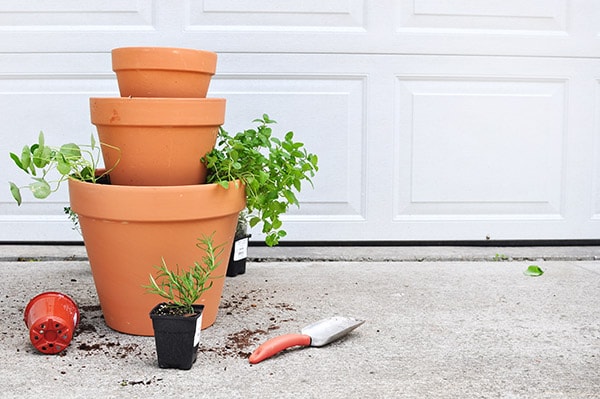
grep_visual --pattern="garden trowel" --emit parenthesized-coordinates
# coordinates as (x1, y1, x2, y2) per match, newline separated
(248, 316, 364, 364)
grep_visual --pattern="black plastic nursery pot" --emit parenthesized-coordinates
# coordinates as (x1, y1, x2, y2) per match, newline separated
(226, 234, 251, 277)
(149, 303, 204, 370)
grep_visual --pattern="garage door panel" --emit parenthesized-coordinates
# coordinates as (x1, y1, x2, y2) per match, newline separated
(398, 0, 567, 32)
(190, 0, 366, 31)
(0, 1, 597, 58)
(394, 76, 567, 224)
(0, 1, 155, 29)
(210, 74, 367, 221)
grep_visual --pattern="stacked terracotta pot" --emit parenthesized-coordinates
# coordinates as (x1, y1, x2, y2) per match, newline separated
(69, 47, 245, 336)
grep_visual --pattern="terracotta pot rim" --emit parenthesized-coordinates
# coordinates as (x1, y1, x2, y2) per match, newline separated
(24, 292, 80, 326)
(69, 175, 241, 190)
(112, 47, 217, 73)
(68, 176, 246, 222)
(89, 97, 226, 126)
(90, 97, 225, 104)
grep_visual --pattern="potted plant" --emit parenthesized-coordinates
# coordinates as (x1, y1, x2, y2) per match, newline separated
(145, 234, 222, 370)
(9, 48, 318, 337)
(7, 47, 252, 337)
(67, 174, 244, 335)
(8, 113, 318, 336)
(226, 210, 251, 277)
(8, 133, 244, 335)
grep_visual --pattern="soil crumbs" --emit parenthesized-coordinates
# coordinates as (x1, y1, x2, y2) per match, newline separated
(200, 325, 280, 359)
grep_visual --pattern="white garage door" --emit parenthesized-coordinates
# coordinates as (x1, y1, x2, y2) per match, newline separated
(1, 1, 599, 243)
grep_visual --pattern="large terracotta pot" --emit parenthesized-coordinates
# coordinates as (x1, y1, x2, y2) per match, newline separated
(68, 176, 246, 336)
(112, 47, 217, 98)
(90, 97, 225, 186)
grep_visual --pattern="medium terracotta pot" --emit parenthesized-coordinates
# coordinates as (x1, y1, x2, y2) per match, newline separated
(68, 176, 246, 336)
(90, 97, 225, 186)
(112, 47, 217, 98)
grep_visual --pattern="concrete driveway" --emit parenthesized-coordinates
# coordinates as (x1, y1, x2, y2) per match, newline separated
(0, 245, 598, 398)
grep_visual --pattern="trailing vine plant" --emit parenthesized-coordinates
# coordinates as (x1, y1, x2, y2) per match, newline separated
(8, 131, 118, 205)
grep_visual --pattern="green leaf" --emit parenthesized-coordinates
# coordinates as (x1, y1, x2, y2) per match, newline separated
(293, 179, 302, 191)
(9, 152, 24, 171)
(56, 156, 71, 175)
(283, 189, 298, 206)
(21, 145, 33, 171)
(32, 145, 51, 168)
(59, 143, 81, 160)
(37, 131, 45, 149)
(9, 182, 22, 206)
(265, 234, 277, 247)
(29, 179, 51, 199)
(80, 166, 94, 181)
(523, 265, 544, 277)
(272, 218, 282, 229)
(262, 221, 272, 233)
(249, 216, 261, 228)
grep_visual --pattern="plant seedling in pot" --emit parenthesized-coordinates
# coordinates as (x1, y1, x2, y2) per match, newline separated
(145, 234, 224, 370)
(227, 209, 251, 277)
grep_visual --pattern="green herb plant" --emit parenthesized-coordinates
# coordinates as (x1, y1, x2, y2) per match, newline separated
(64, 206, 81, 235)
(145, 234, 224, 316)
(8, 131, 118, 205)
(202, 114, 319, 246)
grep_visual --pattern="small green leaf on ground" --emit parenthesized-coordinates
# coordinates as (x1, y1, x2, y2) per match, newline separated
(524, 265, 544, 277)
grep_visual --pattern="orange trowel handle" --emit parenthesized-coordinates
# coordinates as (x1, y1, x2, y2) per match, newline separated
(249, 333, 312, 364)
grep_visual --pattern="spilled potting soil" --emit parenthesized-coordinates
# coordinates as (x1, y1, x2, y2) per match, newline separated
(36, 288, 298, 363)
(200, 290, 297, 359)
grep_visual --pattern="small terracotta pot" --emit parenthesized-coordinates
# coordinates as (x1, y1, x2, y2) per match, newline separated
(69, 176, 246, 336)
(24, 292, 80, 354)
(112, 47, 217, 98)
(90, 97, 225, 186)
